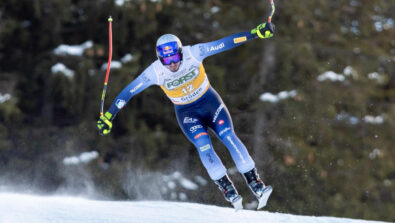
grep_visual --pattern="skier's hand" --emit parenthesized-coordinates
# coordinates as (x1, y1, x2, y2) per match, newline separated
(251, 22, 275, 39)
(97, 112, 113, 136)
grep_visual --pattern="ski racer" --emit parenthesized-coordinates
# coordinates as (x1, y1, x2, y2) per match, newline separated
(97, 22, 275, 209)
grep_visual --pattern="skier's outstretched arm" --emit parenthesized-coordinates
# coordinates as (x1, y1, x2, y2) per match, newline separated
(191, 22, 274, 61)
(97, 65, 158, 135)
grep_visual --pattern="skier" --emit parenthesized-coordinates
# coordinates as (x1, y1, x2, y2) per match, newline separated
(97, 22, 274, 210)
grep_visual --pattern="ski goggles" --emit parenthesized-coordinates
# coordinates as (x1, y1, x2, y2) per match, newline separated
(160, 52, 182, 65)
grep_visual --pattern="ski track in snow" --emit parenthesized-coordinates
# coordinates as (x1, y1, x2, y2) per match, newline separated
(0, 193, 389, 223)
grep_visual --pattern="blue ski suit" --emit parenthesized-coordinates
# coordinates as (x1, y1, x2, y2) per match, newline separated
(107, 31, 258, 180)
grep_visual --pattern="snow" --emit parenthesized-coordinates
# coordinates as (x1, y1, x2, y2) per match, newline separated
(335, 113, 358, 124)
(115, 0, 159, 6)
(115, 0, 128, 6)
(121, 53, 134, 63)
(100, 54, 133, 70)
(0, 193, 388, 223)
(51, 63, 75, 79)
(259, 90, 297, 103)
(163, 171, 199, 191)
(369, 148, 382, 160)
(53, 40, 93, 56)
(363, 115, 384, 124)
(368, 72, 385, 83)
(318, 66, 364, 82)
(343, 66, 353, 76)
(63, 151, 99, 165)
(194, 175, 208, 186)
(383, 179, 391, 187)
(372, 15, 394, 32)
(178, 192, 188, 201)
(350, 20, 360, 35)
(317, 71, 345, 82)
(335, 113, 385, 125)
(0, 93, 11, 103)
(101, 60, 122, 70)
(167, 181, 176, 190)
(179, 178, 198, 190)
(211, 6, 220, 14)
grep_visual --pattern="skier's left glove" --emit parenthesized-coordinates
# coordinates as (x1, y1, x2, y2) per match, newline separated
(97, 112, 113, 136)
(251, 22, 275, 39)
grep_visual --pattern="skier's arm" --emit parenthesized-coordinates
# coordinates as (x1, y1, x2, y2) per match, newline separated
(97, 65, 158, 135)
(191, 22, 274, 61)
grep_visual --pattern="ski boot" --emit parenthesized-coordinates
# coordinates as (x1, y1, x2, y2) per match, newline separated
(243, 168, 273, 209)
(214, 174, 243, 210)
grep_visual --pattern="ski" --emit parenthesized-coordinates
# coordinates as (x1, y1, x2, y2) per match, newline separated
(257, 185, 273, 210)
(231, 195, 243, 211)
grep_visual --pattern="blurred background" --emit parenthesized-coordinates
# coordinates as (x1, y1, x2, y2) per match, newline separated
(0, 0, 394, 221)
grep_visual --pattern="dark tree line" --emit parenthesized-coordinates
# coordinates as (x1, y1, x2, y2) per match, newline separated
(0, 0, 394, 221)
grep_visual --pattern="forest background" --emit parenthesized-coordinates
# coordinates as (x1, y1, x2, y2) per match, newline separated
(0, 0, 394, 221)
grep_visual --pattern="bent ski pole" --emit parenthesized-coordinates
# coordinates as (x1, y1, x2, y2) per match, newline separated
(100, 16, 113, 117)
(268, 0, 275, 23)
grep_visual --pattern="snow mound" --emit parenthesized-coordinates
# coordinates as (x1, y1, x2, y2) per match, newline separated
(0, 193, 388, 223)
(53, 41, 93, 56)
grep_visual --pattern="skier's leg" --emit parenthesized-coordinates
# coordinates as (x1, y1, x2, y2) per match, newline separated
(192, 87, 271, 208)
(209, 102, 255, 174)
(209, 102, 272, 207)
(174, 110, 227, 181)
(189, 133, 227, 181)
(177, 121, 243, 206)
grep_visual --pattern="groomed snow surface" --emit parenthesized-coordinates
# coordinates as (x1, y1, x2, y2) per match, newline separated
(0, 193, 388, 223)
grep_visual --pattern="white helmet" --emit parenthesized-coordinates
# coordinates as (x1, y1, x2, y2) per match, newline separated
(156, 34, 183, 65)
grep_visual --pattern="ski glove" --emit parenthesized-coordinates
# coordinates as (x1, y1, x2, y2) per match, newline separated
(251, 22, 275, 39)
(97, 112, 113, 135)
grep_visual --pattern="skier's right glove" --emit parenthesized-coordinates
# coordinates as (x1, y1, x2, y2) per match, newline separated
(97, 112, 113, 136)
(251, 22, 275, 39)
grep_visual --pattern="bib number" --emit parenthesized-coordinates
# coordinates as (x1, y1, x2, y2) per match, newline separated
(182, 84, 194, 95)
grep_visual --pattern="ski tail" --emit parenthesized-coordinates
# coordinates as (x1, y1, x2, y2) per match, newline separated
(231, 195, 243, 211)
(257, 185, 273, 210)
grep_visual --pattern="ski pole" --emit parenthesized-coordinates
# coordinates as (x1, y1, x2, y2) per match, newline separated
(268, 0, 275, 23)
(100, 16, 113, 117)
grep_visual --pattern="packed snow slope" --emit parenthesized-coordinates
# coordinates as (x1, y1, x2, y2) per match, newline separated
(0, 193, 389, 223)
